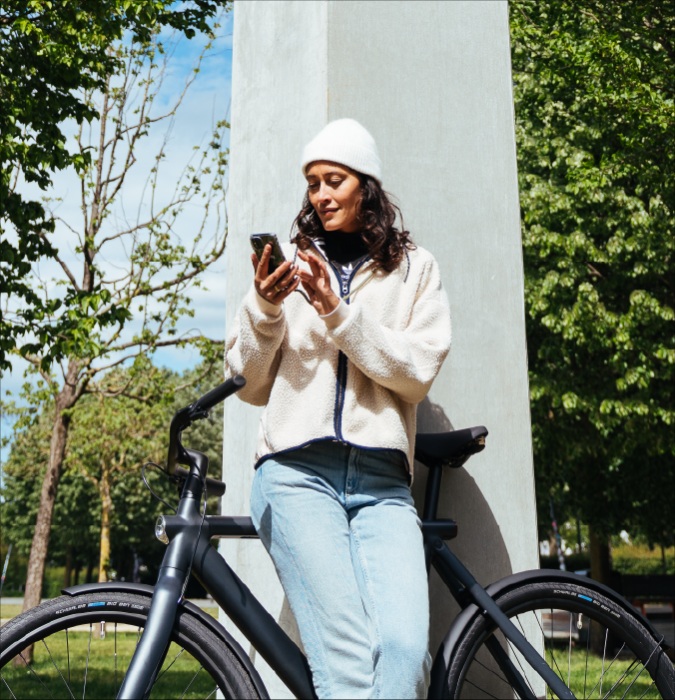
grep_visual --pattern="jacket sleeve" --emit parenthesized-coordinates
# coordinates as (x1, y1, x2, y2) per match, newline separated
(324, 255, 451, 404)
(224, 287, 286, 406)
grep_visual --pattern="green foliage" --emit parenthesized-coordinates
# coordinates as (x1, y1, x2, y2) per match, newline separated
(510, 0, 675, 547)
(0, 0, 229, 369)
(174, 363, 226, 478)
(2, 1, 229, 617)
(3, 20, 229, 374)
(0, 401, 54, 557)
(0, 360, 226, 583)
(611, 542, 675, 575)
(540, 547, 675, 575)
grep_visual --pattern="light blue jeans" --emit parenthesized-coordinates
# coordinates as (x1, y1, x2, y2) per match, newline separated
(250, 440, 431, 699)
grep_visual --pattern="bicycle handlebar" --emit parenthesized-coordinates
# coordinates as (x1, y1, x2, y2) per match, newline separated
(192, 374, 247, 415)
(167, 375, 246, 475)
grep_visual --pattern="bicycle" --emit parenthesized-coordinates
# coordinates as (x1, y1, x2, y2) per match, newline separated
(1, 375, 673, 698)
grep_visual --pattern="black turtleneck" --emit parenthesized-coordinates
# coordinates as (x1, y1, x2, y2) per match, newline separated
(318, 231, 369, 267)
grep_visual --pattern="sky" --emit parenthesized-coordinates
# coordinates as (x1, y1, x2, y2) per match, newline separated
(1, 9, 235, 458)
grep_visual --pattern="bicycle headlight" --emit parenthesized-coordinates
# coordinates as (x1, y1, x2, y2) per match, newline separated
(155, 515, 170, 545)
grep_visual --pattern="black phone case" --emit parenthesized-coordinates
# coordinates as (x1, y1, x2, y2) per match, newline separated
(250, 234, 286, 273)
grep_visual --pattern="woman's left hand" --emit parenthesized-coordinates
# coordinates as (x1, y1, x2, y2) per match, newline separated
(297, 250, 341, 316)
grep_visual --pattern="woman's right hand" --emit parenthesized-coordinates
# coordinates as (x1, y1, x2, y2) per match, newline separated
(252, 244, 299, 305)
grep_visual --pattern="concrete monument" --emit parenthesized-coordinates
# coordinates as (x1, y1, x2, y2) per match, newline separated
(221, 2, 537, 696)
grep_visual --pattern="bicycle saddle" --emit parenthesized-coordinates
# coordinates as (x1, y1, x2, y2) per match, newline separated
(414, 426, 488, 469)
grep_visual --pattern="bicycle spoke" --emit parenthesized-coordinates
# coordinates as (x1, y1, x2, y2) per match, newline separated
(8, 641, 71, 699)
(40, 637, 76, 699)
(567, 613, 573, 689)
(583, 619, 590, 699)
(461, 670, 504, 700)
(582, 639, 629, 697)
(66, 629, 71, 689)
(155, 645, 187, 682)
(503, 638, 539, 698)
(517, 604, 568, 696)
(1, 592, 259, 700)
(506, 614, 540, 697)
(603, 655, 656, 699)
(600, 627, 608, 697)
(179, 666, 209, 699)
(114, 624, 119, 697)
(82, 624, 93, 699)
(9, 655, 41, 696)
(1, 675, 18, 700)
(532, 610, 567, 686)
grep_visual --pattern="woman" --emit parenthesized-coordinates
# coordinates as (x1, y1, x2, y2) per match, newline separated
(225, 118, 451, 699)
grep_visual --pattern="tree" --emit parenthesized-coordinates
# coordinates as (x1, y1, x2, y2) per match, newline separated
(173, 362, 226, 477)
(0, 360, 224, 591)
(64, 365, 169, 582)
(510, 0, 674, 575)
(3, 13, 230, 630)
(1, 399, 100, 589)
(0, 0, 226, 369)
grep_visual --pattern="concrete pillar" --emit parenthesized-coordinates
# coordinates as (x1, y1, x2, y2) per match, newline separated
(221, 2, 538, 696)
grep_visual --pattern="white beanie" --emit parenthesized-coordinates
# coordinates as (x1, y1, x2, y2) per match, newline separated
(301, 118, 382, 183)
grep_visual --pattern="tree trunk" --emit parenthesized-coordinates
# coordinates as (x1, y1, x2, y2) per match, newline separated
(64, 546, 73, 588)
(22, 410, 68, 616)
(98, 464, 112, 582)
(17, 362, 80, 665)
(589, 526, 612, 585)
(589, 526, 613, 656)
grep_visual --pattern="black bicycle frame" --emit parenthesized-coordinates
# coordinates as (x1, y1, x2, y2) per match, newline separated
(118, 399, 573, 700)
(118, 512, 573, 699)
(117, 463, 316, 699)
(427, 534, 574, 699)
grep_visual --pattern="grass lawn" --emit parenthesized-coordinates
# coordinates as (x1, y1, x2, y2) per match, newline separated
(0, 604, 23, 619)
(549, 646, 663, 698)
(1, 631, 218, 699)
(2, 631, 664, 699)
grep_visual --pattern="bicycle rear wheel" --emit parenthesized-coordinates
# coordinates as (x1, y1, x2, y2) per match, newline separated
(0, 591, 264, 699)
(446, 579, 675, 699)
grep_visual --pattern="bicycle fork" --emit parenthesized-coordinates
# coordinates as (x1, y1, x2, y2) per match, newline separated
(117, 494, 203, 699)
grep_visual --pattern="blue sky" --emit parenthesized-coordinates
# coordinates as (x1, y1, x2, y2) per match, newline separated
(1, 10, 235, 458)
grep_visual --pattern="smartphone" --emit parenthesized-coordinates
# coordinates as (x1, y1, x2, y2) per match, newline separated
(250, 233, 287, 274)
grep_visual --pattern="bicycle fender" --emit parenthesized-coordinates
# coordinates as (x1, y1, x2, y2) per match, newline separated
(482, 569, 666, 644)
(62, 582, 269, 699)
(427, 568, 667, 699)
(428, 595, 484, 698)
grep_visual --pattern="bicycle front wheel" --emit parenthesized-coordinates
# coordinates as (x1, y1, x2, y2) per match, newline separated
(0, 590, 264, 699)
(446, 579, 674, 699)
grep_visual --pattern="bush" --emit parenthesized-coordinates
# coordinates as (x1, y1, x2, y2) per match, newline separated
(541, 545, 675, 576)
(612, 544, 674, 576)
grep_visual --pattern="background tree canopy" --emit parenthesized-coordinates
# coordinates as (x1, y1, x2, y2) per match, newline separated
(510, 0, 674, 552)
(1, 0, 230, 624)
(1, 361, 225, 591)
(2, 0, 672, 598)
(0, 0, 226, 368)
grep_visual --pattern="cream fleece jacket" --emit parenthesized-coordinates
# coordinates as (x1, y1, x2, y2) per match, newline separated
(224, 243, 451, 473)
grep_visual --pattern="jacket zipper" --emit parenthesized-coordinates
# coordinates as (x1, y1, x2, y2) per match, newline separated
(325, 255, 370, 442)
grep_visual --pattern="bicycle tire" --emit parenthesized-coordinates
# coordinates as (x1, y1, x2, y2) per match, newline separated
(446, 579, 675, 699)
(0, 590, 264, 699)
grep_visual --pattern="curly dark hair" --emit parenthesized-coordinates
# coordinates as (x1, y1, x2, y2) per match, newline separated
(291, 174, 415, 273)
